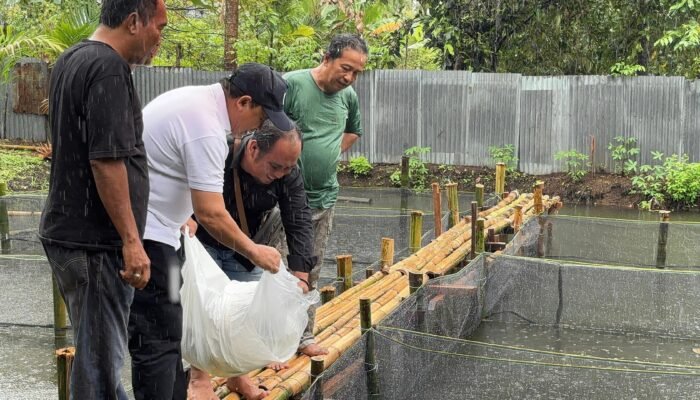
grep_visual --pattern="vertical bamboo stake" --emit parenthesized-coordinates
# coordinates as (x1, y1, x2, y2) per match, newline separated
(320, 287, 335, 304)
(534, 181, 544, 214)
(471, 201, 478, 258)
(495, 162, 506, 198)
(360, 298, 372, 333)
(408, 271, 423, 294)
(656, 211, 670, 269)
(431, 183, 443, 238)
(475, 218, 485, 254)
(446, 182, 459, 228)
(0, 181, 9, 254)
(310, 356, 325, 400)
(400, 156, 410, 188)
(545, 221, 553, 258)
(365, 267, 374, 279)
(513, 205, 523, 232)
(475, 184, 484, 209)
(380, 237, 394, 270)
(487, 228, 496, 252)
(53, 275, 68, 344)
(56, 347, 75, 400)
(336, 255, 353, 292)
(410, 271, 426, 332)
(409, 211, 423, 254)
(590, 135, 596, 176)
(360, 298, 380, 398)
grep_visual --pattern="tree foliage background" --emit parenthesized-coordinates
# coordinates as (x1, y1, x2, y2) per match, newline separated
(0, 0, 698, 77)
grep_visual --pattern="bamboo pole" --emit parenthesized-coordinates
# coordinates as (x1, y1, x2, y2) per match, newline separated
(475, 218, 485, 254)
(360, 298, 379, 398)
(495, 162, 506, 198)
(56, 347, 74, 400)
(409, 211, 423, 254)
(52, 275, 68, 344)
(408, 271, 423, 294)
(310, 356, 325, 400)
(534, 181, 544, 214)
(431, 183, 443, 237)
(513, 205, 523, 232)
(320, 286, 335, 304)
(0, 181, 9, 254)
(6, 210, 41, 216)
(475, 183, 484, 209)
(0, 143, 45, 151)
(486, 228, 495, 252)
(380, 237, 394, 271)
(336, 255, 353, 293)
(656, 211, 670, 269)
(470, 201, 478, 258)
(446, 183, 459, 228)
(400, 156, 410, 188)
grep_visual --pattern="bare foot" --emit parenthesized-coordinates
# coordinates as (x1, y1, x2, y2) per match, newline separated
(227, 376, 269, 400)
(187, 368, 218, 400)
(266, 361, 289, 371)
(299, 343, 329, 357)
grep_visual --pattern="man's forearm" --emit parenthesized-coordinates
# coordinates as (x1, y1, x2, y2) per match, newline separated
(90, 159, 141, 244)
(341, 132, 360, 153)
(196, 211, 257, 258)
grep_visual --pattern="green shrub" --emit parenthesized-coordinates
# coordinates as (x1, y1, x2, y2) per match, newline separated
(488, 144, 518, 172)
(632, 152, 700, 210)
(554, 150, 589, 182)
(348, 156, 372, 177)
(405, 146, 431, 190)
(607, 136, 639, 175)
(389, 146, 432, 190)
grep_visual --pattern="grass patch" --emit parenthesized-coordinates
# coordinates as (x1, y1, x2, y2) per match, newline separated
(0, 149, 49, 192)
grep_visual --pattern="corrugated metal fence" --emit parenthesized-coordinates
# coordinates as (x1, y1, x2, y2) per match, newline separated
(2, 67, 699, 174)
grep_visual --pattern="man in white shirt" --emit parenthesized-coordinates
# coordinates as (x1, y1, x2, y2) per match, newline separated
(128, 63, 295, 400)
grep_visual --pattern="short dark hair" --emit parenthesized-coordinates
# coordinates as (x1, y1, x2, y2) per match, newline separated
(219, 77, 257, 106)
(325, 33, 369, 60)
(100, 0, 158, 28)
(252, 120, 302, 156)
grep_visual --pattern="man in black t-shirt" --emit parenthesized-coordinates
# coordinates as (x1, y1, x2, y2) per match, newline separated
(38, 1, 167, 399)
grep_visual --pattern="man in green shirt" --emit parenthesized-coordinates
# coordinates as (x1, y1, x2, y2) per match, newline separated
(284, 33, 368, 356)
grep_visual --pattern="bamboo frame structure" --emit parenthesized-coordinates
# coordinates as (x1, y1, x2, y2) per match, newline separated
(202, 187, 562, 400)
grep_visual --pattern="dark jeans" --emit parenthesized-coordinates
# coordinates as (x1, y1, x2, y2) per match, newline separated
(42, 242, 133, 400)
(128, 240, 187, 400)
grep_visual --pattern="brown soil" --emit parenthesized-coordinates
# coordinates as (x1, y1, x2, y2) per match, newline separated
(338, 162, 641, 208)
(1, 137, 640, 207)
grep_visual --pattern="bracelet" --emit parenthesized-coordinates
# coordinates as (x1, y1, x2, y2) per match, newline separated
(298, 277, 312, 290)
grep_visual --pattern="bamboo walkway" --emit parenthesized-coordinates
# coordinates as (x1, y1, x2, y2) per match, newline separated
(206, 188, 562, 400)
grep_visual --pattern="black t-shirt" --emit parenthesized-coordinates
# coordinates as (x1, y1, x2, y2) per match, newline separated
(39, 41, 149, 249)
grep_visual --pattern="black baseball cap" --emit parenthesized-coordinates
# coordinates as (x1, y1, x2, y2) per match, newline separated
(229, 63, 294, 131)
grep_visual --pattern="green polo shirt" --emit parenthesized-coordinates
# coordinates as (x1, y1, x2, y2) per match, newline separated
(284, 69, 363, 209)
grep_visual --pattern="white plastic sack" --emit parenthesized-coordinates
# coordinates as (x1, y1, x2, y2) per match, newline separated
(180, 233, 319, 377)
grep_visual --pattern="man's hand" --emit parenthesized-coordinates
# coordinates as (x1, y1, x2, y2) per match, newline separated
(181, 217, 198, 237)
(120, 240, 151, 289)
(250, 244, 281, 273)
(292, 271, 310, 294)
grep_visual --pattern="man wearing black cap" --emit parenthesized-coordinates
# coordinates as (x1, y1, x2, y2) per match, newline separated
(128, 63, 295, 400)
